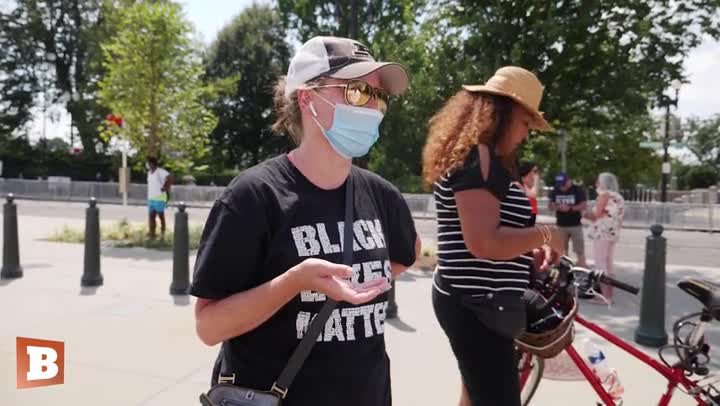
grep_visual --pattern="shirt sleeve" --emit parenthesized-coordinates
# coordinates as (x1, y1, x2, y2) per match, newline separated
(385, 185, 417, 267)
(448, 147, 506, 201)
(549, 188, 557, 202)
(189, 182, 270, 300)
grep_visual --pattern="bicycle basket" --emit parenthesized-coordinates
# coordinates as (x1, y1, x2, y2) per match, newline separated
(515, 291, 578, 359)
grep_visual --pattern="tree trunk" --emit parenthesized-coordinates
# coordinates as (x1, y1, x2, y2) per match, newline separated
(67, 100, 96, 157)
(350, 0, 359, 39)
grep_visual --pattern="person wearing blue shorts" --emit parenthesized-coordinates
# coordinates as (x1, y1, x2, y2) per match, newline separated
(146, 157, 173, 239)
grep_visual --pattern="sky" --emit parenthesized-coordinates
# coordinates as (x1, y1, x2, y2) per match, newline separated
(28, 0, 720, 147)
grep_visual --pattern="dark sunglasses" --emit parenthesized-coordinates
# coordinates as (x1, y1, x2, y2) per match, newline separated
(314, 80, 390, 113)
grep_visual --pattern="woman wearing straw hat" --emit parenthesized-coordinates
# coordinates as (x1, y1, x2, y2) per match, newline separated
(423, 66, 564, 405)
(191, 36, 420, 406)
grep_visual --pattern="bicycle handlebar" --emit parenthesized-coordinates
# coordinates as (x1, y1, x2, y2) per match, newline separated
(597, 271, 640, 295)
(553, 256, 640, 296)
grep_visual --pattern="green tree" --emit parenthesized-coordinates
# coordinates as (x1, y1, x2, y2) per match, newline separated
(0, 7, 38, 138)
(277, 0, 434, 179)
(683, 114, 720, 167)
(0, 0, 127, 154)
(98, 1, 219, 172)
(272, 0, 720, 191)
(277, 0, 405, 42)
(685, 165, 719, 189)
(204, 4, 291, 170)
(537, 115, 662, 189)
(441, 0, 720, 123)
(369, 4, 468, 192)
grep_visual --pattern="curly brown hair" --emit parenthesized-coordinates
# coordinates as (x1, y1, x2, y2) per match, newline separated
(422, 90, 517, 189)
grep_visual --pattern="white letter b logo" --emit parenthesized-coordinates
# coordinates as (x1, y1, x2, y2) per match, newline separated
(17, 336, 64, 389)
(26, 346, 59, 381)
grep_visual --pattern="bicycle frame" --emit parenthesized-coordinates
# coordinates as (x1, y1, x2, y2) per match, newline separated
(562, 314, 709, 406)
(519, 353, 534, 388)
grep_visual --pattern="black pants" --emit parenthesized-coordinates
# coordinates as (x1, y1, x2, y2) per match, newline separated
(432, 286, 521, 406)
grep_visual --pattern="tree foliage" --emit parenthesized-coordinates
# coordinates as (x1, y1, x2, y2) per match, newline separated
(0, 6, 38, 137)
(275, 0, 720, 191)
(98, 1, 219, 172)
(204, 4, 291, 170)
(683, 114, 720, 167)
(0, 0, 124, 154)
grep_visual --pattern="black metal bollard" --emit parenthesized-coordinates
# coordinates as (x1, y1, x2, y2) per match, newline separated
(1, 194, 23, 279)
(170, 202, 190, 295)
(81, 198, 103, 287)
(386, 279, 398, 319)
(634, 224, 668, 347)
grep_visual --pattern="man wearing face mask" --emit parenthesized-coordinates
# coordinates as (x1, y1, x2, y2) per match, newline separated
(146, 156, 172, 240)
(191, 36, 420, 406)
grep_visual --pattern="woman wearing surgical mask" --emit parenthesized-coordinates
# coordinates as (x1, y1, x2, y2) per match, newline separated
(190, 36, 420, 406)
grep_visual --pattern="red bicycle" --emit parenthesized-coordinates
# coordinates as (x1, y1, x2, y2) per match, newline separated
(518, 258, 720, 406)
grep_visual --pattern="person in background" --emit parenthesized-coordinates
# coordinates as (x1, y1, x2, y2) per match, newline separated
(584, 172, 625, 304)
(147, 156, 173, 239)
(517, 161, 540, 226)
(549, 172, 587, 267)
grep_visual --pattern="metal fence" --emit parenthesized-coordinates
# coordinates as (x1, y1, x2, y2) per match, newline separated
(410, 192, 719, 232)
(0, 178, 717, 231)
(536, 199, 718, 231)
(0, 178, 225, 207)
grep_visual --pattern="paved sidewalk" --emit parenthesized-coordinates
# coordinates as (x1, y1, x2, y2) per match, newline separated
(1, 215, 718, 405)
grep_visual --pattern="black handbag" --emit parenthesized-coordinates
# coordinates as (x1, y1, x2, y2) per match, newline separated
(459, 292, 527, 340)
(199, 175, 355, 406)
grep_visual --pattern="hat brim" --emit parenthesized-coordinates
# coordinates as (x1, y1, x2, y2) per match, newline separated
(462, 85, 552, 131)
(329, 62, 409, 96)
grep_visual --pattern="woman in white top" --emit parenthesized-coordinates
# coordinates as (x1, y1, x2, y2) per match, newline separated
(584, 172, 625, 303)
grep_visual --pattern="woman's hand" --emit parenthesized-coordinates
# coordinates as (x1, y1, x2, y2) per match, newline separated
(532, 246, 561, 272)
(288, 258, 388, 305)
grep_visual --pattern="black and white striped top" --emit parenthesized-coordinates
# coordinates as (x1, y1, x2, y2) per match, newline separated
(432, 148, 534, 297)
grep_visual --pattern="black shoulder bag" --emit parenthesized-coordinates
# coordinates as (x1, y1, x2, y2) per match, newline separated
(199, 175, 354, 406)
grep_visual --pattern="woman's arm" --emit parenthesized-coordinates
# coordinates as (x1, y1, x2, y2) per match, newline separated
(195, 271, 301, 346)
(194, 259, 384, 346)
(455, 189, 565, 260)
(584, 193, 609, 222)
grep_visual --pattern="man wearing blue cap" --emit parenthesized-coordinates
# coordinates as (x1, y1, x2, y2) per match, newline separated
(549, 172, 587, 267)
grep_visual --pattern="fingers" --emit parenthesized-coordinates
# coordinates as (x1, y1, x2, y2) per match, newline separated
(321, 263, 354, 279)
(353, 277, 389, 292)
(532, 248, 545, 271)
(325, 279, 382, 305)
(343, 289, 382, 305)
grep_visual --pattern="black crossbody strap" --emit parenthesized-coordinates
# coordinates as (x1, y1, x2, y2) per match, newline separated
(271, 172, 354, 399)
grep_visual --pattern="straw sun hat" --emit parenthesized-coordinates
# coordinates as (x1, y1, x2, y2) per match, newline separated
(463, 66, 552, 131)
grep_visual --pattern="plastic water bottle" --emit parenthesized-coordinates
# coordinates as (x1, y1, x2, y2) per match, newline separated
(583, 339, 625, 403)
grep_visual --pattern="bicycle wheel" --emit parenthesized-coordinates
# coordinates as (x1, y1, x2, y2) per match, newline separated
(518, 351, 544, 406)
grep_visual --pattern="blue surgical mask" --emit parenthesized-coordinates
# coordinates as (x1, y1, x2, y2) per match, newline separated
(311, 94, 384, 159)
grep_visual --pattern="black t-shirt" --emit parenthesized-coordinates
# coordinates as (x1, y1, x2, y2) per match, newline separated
(549, 184, 586, 227)
(190, 154, 418, 406)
